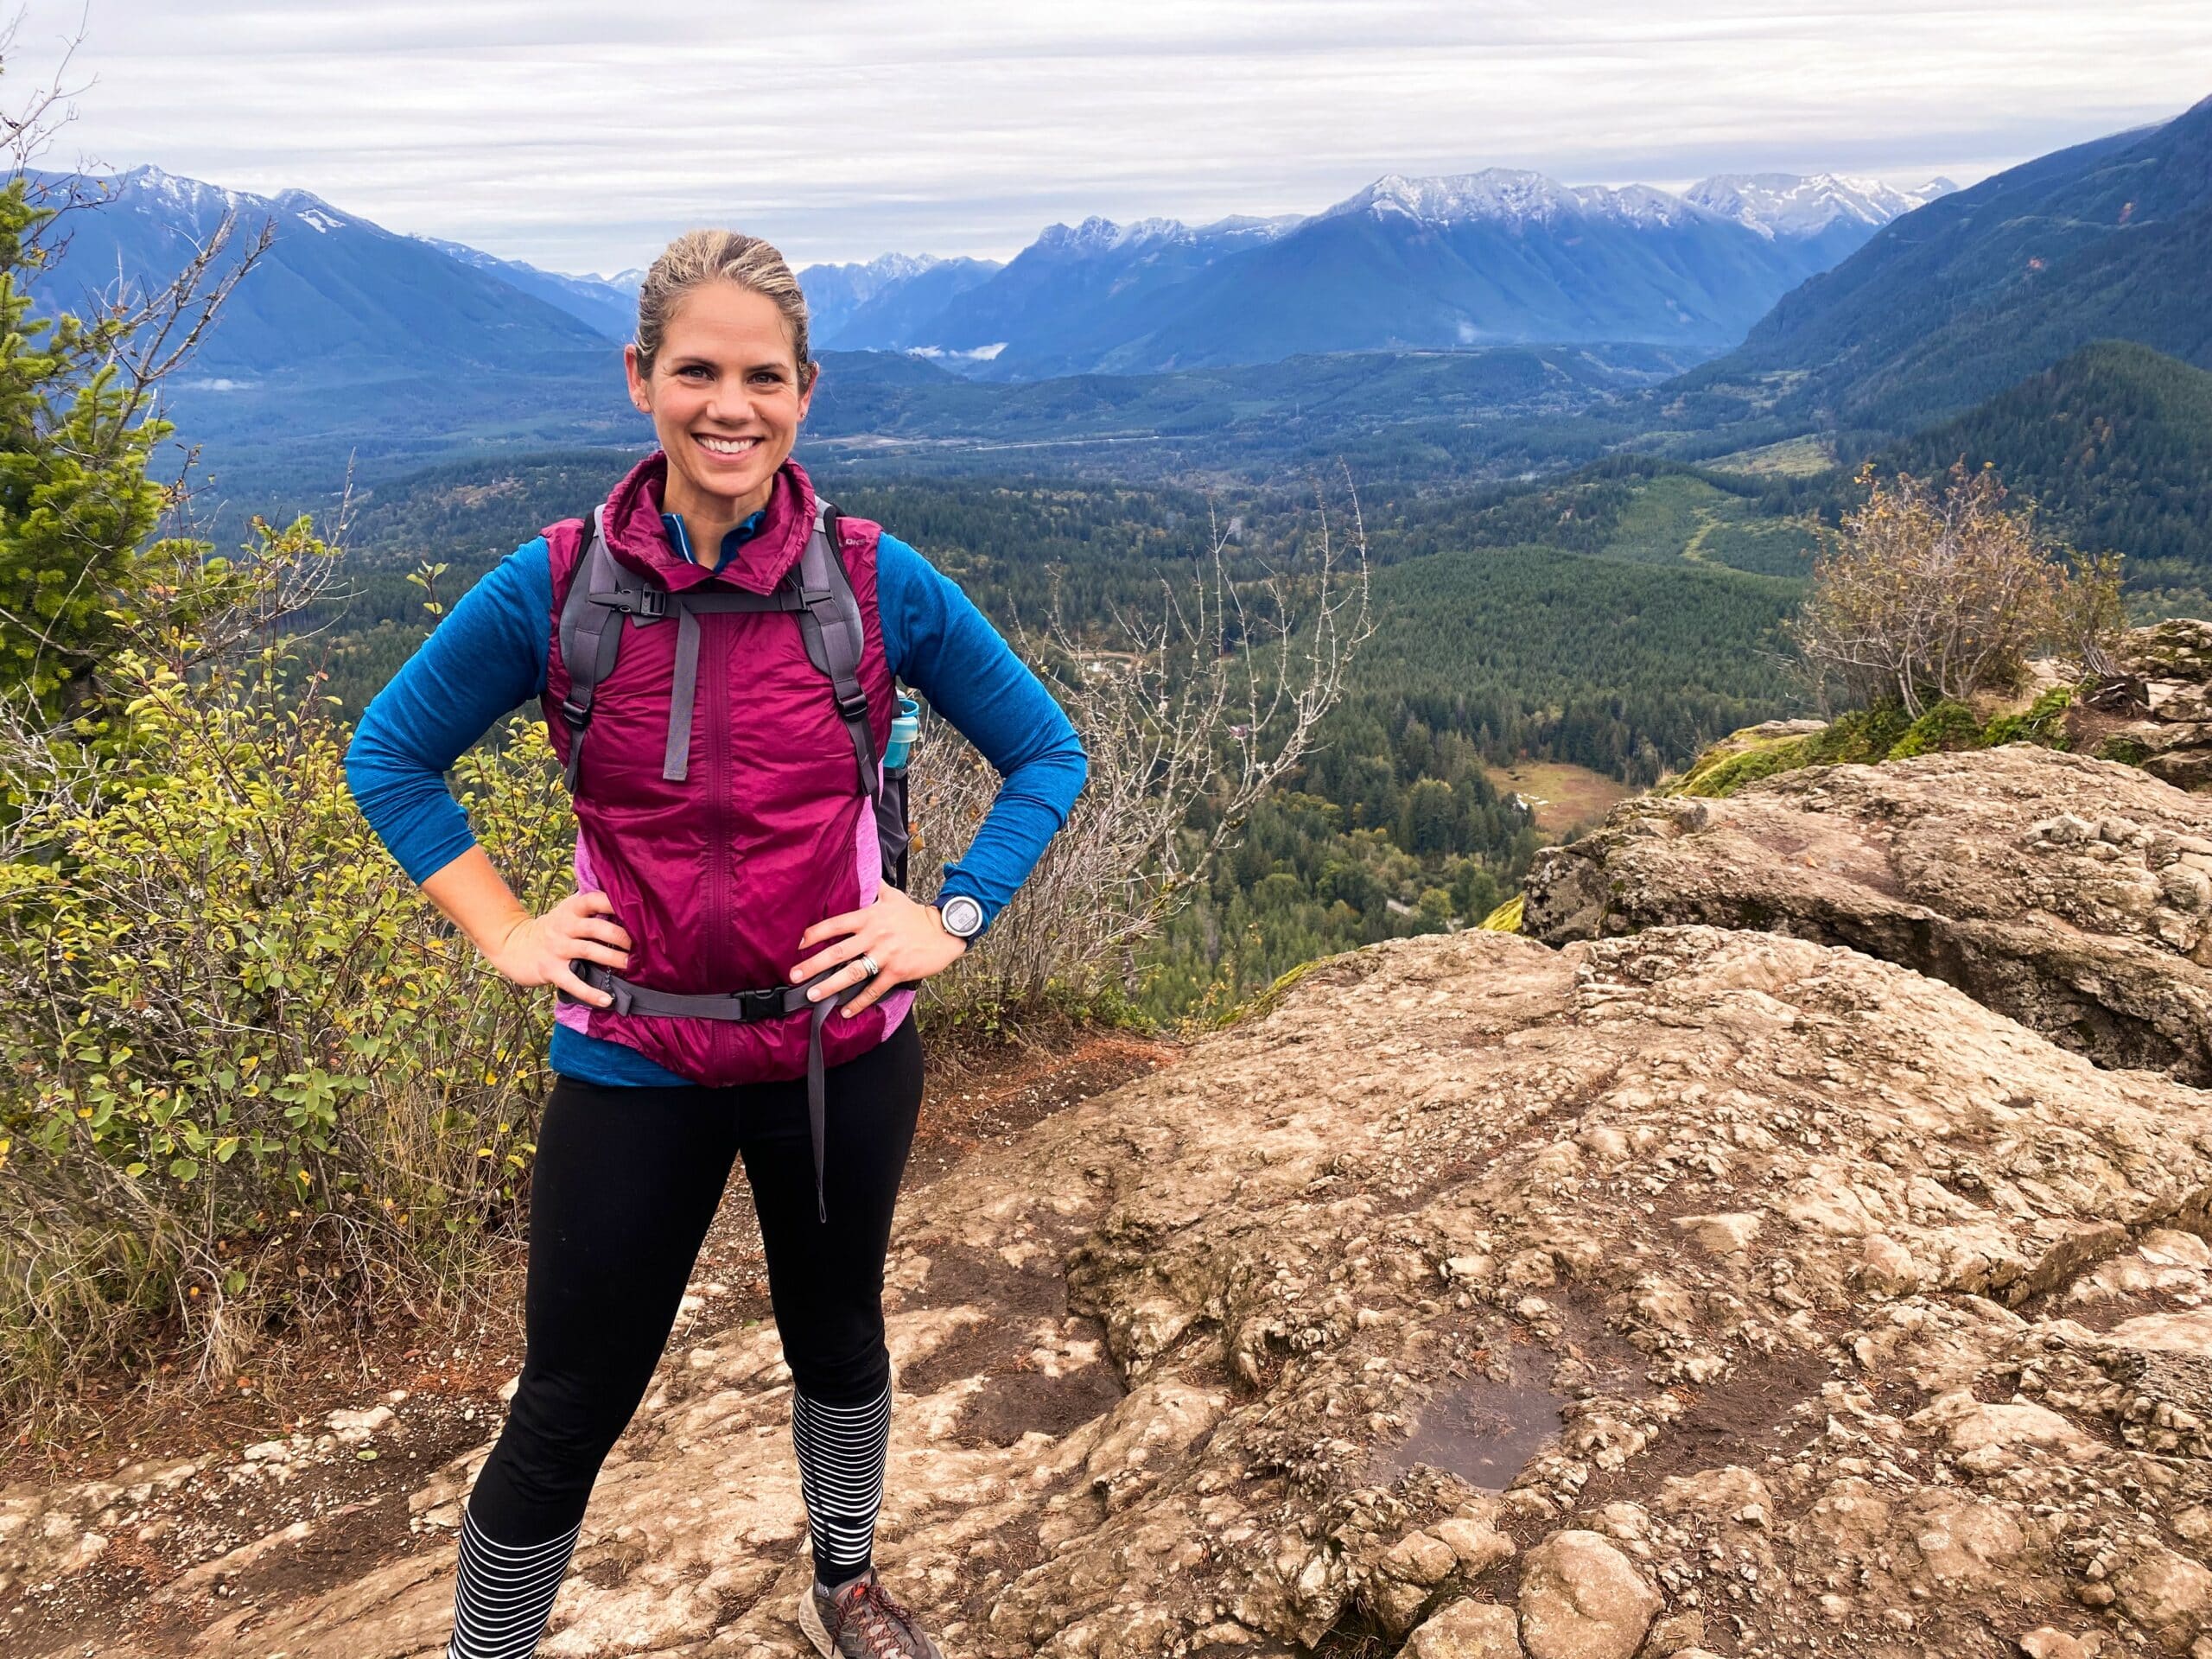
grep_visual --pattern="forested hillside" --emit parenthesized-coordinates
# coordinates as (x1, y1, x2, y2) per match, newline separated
(1860, 342, 2212, 601)
(1385, 455, 1823, 576)
(1685, 95, 2212, 436)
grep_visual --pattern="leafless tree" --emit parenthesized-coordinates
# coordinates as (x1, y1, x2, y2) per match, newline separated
(914, 478, 1372, 1014)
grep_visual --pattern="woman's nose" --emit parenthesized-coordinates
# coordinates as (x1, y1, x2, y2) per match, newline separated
(704, 382, 752, 424)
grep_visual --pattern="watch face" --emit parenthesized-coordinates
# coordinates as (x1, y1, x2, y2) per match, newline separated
(941, 895, 983, 938)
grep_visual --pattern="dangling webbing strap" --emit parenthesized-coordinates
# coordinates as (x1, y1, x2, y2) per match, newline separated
(560, 962, 896, 1224)
(658, 506, 878, 793)
(660, 584, 802, 779)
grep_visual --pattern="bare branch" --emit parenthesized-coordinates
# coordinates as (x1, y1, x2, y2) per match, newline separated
(913, 474, 1373, 1014)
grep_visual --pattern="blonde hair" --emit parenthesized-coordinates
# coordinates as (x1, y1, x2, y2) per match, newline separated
(632, 229, 815, 385)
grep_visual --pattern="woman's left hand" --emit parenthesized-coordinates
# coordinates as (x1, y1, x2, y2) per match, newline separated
(789, 886, 969, 1019)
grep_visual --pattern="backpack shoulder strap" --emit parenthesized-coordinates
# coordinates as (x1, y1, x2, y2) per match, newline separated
(794, 500, 880, 802)
(556, 508, 667, 792)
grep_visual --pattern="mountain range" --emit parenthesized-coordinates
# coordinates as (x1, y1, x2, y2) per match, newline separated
(1689, 92, 2212, 434)
(32, 161, 1947, 399)
(27, 96, 2208, 495)
(29, 167, 612, 381)
(804, 171, 1951, 377)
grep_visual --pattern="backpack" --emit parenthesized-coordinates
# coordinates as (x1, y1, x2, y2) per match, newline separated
(551, 498, 912, 890)
(547, 493, 918, 1225)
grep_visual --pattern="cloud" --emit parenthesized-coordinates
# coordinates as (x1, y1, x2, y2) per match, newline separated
(10, 0, 2207, 272)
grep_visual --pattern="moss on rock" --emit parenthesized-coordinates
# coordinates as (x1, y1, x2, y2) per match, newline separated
(1666, 690, 2077, 801)
(1887, 699, 1986, 760)
(1479, 893, 1525, 933)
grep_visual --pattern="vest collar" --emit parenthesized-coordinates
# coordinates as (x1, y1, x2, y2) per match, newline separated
(660, 507, 765, 572)
(601, 450, 818, 596)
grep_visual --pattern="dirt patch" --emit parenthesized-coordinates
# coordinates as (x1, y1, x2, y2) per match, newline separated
(902, 1232, 1128, 1450)
(904, 1030, 1169, 1195)
(1581, 1344, 1834, 1501)
(957, 1366, 1127, 1449)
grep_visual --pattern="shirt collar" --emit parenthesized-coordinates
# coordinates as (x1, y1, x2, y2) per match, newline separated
(658, 508, 766, 575)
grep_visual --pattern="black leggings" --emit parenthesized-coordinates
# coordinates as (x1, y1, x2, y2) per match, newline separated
(466, 1012, 925, 1546)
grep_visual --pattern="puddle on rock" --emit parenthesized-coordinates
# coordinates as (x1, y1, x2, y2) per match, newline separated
(1382, 1365, 1569, 1491)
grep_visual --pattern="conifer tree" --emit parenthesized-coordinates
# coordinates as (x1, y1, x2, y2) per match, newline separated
(0, 175, 171, 716)
(0, 143, 268, 721)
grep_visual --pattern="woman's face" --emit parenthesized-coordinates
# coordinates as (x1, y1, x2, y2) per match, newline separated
(625, 280, 815, 520)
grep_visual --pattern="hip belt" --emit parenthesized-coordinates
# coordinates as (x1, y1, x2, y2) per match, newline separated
(557, 962, 906, 1224)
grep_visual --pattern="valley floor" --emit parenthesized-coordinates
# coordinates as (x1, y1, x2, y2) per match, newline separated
(1477, 760, 1635, 837)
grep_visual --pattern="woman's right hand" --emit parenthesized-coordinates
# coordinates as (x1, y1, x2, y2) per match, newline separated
(488, 890, 634, 1007)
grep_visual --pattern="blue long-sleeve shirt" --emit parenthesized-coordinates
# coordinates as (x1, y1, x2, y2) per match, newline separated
(345, 510, 1087, 1086)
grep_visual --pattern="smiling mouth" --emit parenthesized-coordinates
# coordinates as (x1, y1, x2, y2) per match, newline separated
(695, 434, 760, 456)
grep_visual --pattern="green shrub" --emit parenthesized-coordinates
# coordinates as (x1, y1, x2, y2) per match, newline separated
(2097, 734, 2153, 767)
(1981, 683, 2077, 750)
(0, 641, 574, 1416)
(1670, 701, 1931, 798)
(1806, 702, 1915, 764)
(1885, 698, 1986, 760)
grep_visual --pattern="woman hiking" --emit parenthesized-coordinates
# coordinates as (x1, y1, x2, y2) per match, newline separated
(346, 228, 1087, 1659)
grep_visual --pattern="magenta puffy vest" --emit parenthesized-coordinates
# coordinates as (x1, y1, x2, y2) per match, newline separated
(539, 452, 914, 1086)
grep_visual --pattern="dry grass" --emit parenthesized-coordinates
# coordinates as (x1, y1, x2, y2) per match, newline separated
(1480, 760, 1637, 836)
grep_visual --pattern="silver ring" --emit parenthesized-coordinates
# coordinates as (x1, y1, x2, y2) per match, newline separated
(855, 953, 880, 979)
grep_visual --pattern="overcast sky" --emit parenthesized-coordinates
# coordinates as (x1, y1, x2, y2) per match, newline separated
(10, 1, 2208, 275)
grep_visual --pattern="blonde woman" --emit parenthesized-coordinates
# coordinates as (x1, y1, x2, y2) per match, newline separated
(347, 230, 1086, 1657)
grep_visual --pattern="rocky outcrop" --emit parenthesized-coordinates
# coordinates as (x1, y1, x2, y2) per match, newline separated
(40, 920, 2212, 1658)
(1523, 742, 2212, 1081)
(2084, 618, 2212, 791)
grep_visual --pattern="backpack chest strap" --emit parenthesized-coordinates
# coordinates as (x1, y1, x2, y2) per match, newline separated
(661, 585, 805, 780)
(557, 505, 879, 800)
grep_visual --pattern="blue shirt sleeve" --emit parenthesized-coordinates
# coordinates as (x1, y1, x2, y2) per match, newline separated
(874, 531, 1087, 933)
(345, 540, 554, 884)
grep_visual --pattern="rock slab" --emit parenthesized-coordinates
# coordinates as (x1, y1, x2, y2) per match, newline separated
(1524, 744, 2212, 1080)
(24, 917, 2212, 1657)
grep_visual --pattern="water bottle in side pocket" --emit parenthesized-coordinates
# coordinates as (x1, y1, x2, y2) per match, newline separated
(876, 696, 920, 890)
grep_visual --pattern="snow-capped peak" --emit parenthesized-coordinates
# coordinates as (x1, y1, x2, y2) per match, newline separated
(1322, 169, 1728, 231)
(1682, 172, 1958, 239)
(102, 166, 363, 235)
(109, 164, 254, 218)
(269, 190, 353, 234)
(1192, 213, 1305, 243)
(1325, 168, 1580, 226)
(1034, 215, 1193, 254)
(1570, 182, 1703, 228)
(801, 251, 948, 305)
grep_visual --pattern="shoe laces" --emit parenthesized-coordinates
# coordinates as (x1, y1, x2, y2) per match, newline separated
(825, 1575, 926, 1658)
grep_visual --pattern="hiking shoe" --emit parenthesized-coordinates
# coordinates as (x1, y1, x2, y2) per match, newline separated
(798, 1566, 944, 1658)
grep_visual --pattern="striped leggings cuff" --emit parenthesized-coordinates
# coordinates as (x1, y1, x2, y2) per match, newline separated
(448, 1506, 582, 1659)
(792, 1382, 892, 1580)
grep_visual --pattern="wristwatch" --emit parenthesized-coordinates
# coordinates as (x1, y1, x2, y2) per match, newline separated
(934, 893, 984, 941)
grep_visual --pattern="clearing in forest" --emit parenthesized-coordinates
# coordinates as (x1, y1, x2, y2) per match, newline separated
(1481, 759, 1634, 835)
